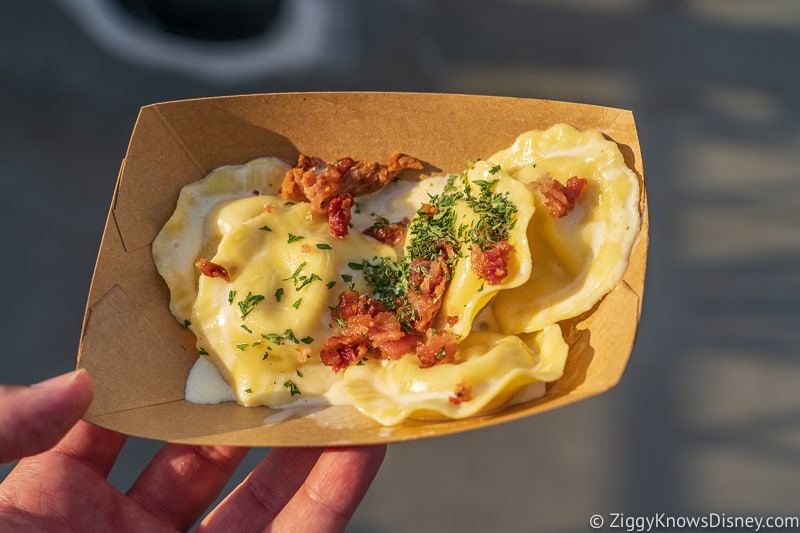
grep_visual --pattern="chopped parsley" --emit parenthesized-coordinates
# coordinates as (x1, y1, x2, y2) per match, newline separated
(261, 329, 301, 346)
(283, 380, 301, 396)
(316, 243, 333, 250)
(238, 292, 265, 319)
(360, 256, 409, 310)
(287, 233, 304, 243)
(283, 262, 322, 291)
(283, 329, 299, 344)
(262, 333, 284, 345)
(357, 169, 518, 325)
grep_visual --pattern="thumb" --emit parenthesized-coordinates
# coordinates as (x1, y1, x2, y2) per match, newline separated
(0, 369, 93, 464)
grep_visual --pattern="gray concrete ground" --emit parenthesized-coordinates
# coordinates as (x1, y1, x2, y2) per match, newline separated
(2, 1, 799, 531)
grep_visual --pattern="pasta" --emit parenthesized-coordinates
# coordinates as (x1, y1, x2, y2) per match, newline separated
(152, 124, 641, 425)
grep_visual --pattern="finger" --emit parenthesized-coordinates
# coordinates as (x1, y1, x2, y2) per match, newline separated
(198, 447, 324, 532)
(126, 443, 249, 531)
(0, 369, 93, 463)
(270, 445, 387, 533)
(48, 419, 128, 478)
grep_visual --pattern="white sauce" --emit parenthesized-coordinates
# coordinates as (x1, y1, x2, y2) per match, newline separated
(185, 357, 236, 404)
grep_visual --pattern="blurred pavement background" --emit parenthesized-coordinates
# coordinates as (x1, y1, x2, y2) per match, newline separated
(2, 1, 798, 531)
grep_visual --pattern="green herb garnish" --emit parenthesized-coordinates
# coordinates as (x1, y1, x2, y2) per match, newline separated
(283, 380, 301, 396)
(238, 292, 265, 319)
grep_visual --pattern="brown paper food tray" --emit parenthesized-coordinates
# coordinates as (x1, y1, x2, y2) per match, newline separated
(77, 92, 648, 446)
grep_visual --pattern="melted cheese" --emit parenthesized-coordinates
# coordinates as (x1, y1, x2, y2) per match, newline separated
(152, 124, 641, 426)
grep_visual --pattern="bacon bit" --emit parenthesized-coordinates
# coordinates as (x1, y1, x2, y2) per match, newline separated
(320, 242, 457, 372)
(419, 203, 438, 219)
(280, 153, 318, 204)
(529, 175, 587, 218)
(320, 336, 368, 373)
(446, 315, 460, 326)
(281, 153, 422, 236)
(406, 244, 454, 333)
(449, 379, 473, 405)
(328, 193, 354, 238)
(386, 153, 424, 175)
(363, 216, 409, 246)
(281, 153, 422, 213)
(332, 290, 372, 322)
(470, 241, 514, 285)
(195, 257, 230, 282)
(300, 243, 313, 253)
(417, 329, 458, 368)
(376, 333, 421, 360)
(339, 313, 372, 338)
(264, 204, 273, 213)
(368, 311, 406, 344)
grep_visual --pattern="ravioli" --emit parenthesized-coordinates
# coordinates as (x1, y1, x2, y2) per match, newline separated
(488, 124, 641, 332)
(428, 161, 535, 339)
(152, 124, 641, 426)
(191, 199, 395, 406)
(343, 325, 567, 425)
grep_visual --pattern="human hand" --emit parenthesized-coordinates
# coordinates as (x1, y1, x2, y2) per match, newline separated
(0, 370, 386, 532)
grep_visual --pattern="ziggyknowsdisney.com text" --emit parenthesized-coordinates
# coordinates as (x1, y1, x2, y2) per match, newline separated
(589, 512, 799, 531)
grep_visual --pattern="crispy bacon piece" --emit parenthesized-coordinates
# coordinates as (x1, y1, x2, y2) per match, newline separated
(281, 153, 423, 214)
(281, 152, 422, 238)
(332, 289, 387, 323)
(320, 242, 457, 372)
(376, 333, 421, 361)
(363, 216, 409, 246)
(281, 153, 318, 204)
(323, 283, 462, 371)
(529, 175, 587, 218)
(320, 336, 369, 373)
(470, 241, 514, 285)
(328, 193, 354, 238)
(323, 290, 419, 371)
(449, 379, 473, 405)
(406, 246, 454, 333)
(417, 329, 458, 368)
(195, 257, 230, 282)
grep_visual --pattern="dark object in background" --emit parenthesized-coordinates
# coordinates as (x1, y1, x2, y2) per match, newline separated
(116, 0, 284, 41)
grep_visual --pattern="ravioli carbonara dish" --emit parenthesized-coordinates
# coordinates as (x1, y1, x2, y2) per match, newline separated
(152, 124, 641, 426)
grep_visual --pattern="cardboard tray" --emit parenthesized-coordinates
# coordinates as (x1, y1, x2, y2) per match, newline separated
(77, 92, 648, 446)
